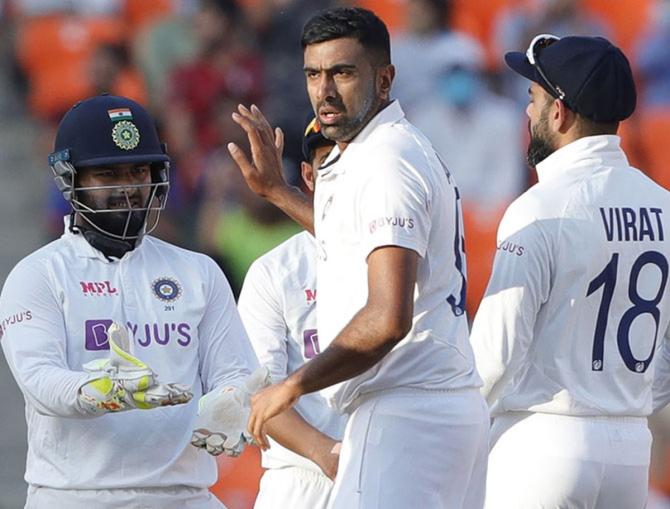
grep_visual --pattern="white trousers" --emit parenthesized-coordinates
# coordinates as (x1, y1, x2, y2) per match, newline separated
(254, 466, 333, 509)
(25, 485, 225, 509)
(486, 412, 652, 509)
(327, 388, 490, 509)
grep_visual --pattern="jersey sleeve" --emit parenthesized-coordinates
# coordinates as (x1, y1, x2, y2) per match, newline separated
(357, 155, 431, 259)
(197, 257, 259, 394)
(470, 205, 553, 406)
(0, 260, 94, 417)
(238, 259, 290, 382)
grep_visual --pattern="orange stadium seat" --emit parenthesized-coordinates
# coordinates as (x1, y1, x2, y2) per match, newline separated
(636, 109, 670, 191)
(463, 206, 505, 319)
(355, 0, 408, 33)
(450, 0, 514, 69)
(16, 15, 127, 119)
(123, 0, 175, 32)
(583, 0, 652, 57)
(210, 447, 263, 509)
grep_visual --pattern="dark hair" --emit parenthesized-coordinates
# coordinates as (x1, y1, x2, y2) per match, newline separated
(301, 7, 391, 65)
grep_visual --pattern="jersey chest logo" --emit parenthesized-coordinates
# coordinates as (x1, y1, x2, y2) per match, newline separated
(152, 277, 182, 302)
(80, 280, 119, 296)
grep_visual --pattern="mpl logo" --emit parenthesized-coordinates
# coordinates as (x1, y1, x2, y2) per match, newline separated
(304, 288, 317, 303)
(80, 281, 118, 297)
(84, 319, 113, 350)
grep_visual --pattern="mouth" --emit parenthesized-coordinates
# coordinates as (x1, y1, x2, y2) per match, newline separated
(107, 197, 142, 209)
(318, 107, 344, 125)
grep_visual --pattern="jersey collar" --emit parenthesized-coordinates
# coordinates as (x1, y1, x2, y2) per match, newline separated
(62, 216, 142, 262)
(535, 135, 629, 183)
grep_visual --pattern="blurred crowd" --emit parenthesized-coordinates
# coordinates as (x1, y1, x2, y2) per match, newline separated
(1, 0, 670, 507)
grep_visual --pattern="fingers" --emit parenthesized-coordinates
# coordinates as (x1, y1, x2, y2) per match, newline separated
(250, 104, 276, 147)
(237, 104, 277, 149)
(248, 401, 270, 450)
(231, 108, 264, 150)
(227, 142, 253, 174)
(274, 127, 284, 154)
(190, 430, 246, 457)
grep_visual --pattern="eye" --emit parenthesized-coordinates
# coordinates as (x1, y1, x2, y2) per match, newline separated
(305, 70, 319, 79)
(131, 166, 149, 176)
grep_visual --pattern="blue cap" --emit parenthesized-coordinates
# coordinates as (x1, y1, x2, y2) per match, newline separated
(51, 94, 169, 168)
(505, 36, 636, 123)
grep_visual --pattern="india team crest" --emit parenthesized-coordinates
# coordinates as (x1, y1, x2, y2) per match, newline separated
(152, 277, 182, 302)
(111, 120, 140, 150)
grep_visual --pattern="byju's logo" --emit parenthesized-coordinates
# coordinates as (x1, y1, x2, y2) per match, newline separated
(303, 329, 320, 359)
(84, 319, 113, 350)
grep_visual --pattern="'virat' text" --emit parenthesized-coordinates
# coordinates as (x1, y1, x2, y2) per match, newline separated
(599, 207, 664, 242)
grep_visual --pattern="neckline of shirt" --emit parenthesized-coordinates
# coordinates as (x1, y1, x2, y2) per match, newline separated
(534, 135, 628, 183)
(61, 216, 143, 262)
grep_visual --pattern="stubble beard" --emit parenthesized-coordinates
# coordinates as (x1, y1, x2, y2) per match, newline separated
(77, 190, 148, 238)
(526, 111, 557, 167)
(320, 84, 380, 143)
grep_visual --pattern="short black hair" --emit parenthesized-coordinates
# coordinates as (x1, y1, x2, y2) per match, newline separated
(301, 7, 391, 65)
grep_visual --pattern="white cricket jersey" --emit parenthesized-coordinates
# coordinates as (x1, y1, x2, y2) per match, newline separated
(238, 231, 346, 472)
(470, 135, 670, 418)
(0, 221, 258, 490)
(314, 100, 481, 412)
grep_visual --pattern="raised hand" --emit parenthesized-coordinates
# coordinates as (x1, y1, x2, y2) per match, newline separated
(228, 104, 286, 199)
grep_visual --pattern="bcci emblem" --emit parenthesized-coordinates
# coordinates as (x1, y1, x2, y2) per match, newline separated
(152, 277, 182, 302)
(112, 120, 140, 150)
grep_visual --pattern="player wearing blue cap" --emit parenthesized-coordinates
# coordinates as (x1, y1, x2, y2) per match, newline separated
(470, 35, 670, 508)
(0, 95, 260, 508)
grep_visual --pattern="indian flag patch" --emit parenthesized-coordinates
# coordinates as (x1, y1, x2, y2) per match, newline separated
(107, 108, 133, 121)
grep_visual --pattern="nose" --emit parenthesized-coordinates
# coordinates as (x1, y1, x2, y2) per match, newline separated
(315, 74, 337, 103)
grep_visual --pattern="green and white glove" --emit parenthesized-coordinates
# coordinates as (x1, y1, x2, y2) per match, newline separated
(191, 366, 271, 456)
(78, 322, 193, 415)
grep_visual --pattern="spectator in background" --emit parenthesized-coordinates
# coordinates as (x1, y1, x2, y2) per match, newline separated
(408, 36, 523, 318)
(132, 1, 199, 113)
(164, 0, 263, 201)
(162, 0, 263, 248)
(87, 43, 146, 104)
(494, 0, 611, 107)
(408, 36, 523, 215)
(636, 0, 670, 110)
(391, 0, 477, 114)
(248, 0, 335, 169)
(194, 98, 302, 296)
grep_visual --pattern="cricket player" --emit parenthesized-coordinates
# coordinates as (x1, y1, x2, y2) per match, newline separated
(0, 95, 259, 509)
(228, 7, 490, 509)
(470, 35, 670, 508)
(237, 117, 347, 509)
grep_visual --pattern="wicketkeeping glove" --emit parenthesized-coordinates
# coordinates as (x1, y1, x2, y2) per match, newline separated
(77, 322, 193, 415)
(191, 366, 271, 456)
